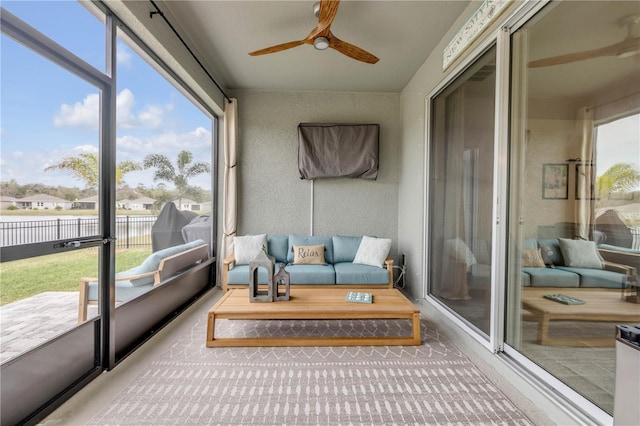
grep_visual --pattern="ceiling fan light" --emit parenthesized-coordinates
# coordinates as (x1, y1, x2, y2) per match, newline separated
(314, 36, 329, 50)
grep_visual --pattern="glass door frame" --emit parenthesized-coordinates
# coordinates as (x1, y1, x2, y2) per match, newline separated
(0, 7, 115, 424)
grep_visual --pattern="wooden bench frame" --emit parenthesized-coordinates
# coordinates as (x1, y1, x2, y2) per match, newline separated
(221, 252, 394, 292)
(78, 243, 209, 322)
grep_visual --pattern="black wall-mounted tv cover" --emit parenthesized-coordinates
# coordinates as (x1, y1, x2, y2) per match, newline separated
(297, 123, 379, 180)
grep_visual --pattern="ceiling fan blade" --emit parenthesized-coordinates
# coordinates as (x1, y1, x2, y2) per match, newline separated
(308, 0, 341, 40)
(528, 39, 633, 68)
(249, 40, 307, 56)
(317, 0, 340, 34)
(329, 34, 379, 64)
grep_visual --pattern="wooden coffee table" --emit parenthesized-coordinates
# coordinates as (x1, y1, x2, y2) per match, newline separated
(206, 288, 421, 347)
(521, 287, 640, 347)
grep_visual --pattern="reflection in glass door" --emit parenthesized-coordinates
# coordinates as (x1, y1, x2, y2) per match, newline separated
(428, 46, 497, 336)
(506, 1, 640, 416)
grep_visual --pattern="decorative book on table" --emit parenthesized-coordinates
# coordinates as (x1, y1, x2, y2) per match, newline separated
(346, 291, 373, 304)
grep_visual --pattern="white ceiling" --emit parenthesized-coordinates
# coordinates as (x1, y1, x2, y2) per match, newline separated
(155, 1, 639, 99)
(160, 0, 471, 93)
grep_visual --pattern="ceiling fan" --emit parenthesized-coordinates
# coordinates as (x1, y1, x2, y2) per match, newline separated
(248, 0, 379, 64)
(529, 14, 640, 68)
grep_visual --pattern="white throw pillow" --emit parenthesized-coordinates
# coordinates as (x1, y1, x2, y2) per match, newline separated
(445, 238, 477, 267)
(558, 238, 603, 269)
(233, 234, 267, 265)
(353, 236, 392, 268)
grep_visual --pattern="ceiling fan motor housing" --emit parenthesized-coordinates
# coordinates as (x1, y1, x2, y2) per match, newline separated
(314, 36, 329, 50)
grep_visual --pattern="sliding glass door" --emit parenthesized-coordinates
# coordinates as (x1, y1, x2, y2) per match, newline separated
(428, 46, 497, 337)
(506, 1, 640, 416)
(0, 4, 111, 424)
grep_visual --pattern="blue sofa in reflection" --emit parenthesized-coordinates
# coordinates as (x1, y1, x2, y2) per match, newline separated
(521, 238, 635, 288)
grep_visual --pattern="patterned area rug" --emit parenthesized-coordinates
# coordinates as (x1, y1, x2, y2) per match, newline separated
(88, 311, 533, 425)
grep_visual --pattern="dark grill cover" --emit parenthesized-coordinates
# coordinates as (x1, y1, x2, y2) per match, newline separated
(182, 214, 212, 246)
(151, 202, 198, 252)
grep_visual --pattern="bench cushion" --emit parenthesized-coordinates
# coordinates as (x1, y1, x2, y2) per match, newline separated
(87, 280, 154, 302)
(285, 264, 335, 284)
(555, 267, 628, 288)
(228, 264, 337, 285)
(334, 262, 389, 285)
(227, 264, 272, 285)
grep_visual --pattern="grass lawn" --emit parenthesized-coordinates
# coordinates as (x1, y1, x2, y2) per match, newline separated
(0, 247, 151, 306)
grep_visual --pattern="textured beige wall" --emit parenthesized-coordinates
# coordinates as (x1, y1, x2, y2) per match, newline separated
(231, 90, 401, 259)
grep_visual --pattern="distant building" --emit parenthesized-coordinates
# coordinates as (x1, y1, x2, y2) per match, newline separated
(76, 195, 98, 210)
(15, 194, 73, 210)
(172, 198, 201, 211)
(118, 197, 156, 210)
(0, 196, 18, 209)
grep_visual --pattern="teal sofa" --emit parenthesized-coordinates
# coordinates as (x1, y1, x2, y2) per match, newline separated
(521, 238, 635, 288)
(222, 235, 393, 292)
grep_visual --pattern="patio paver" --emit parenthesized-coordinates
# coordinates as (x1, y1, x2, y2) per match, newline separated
(0, 292, 97, 364)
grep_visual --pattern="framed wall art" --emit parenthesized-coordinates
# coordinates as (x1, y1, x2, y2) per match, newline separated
(542, 163, 568, 199)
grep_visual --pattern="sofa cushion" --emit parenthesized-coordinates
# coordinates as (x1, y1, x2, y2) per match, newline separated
(332, 236, 362, 263)
(267, 234, 289, 263)
(521, 271, 531, 287)
(287, 235, 334, 264)
(132, 239, 206, 286)
(227, 264, 271, 285)
(334, 262, 389, 285)
(234, 234, 267, 265)
(285, 264, 336, 284)
(558, 238, 603, 269)
(354, 236, 392, 268)
(522, 267, 579, 287)
(523, 238, 538, 250)
(555, 267, 627, 288)
(536, 238, 565, 266)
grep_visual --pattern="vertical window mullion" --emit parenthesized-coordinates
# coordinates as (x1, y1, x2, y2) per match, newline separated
(100, 11, 117, 370)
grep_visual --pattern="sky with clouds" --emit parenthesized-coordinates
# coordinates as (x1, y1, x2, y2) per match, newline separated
(0, 1, 213, 192)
